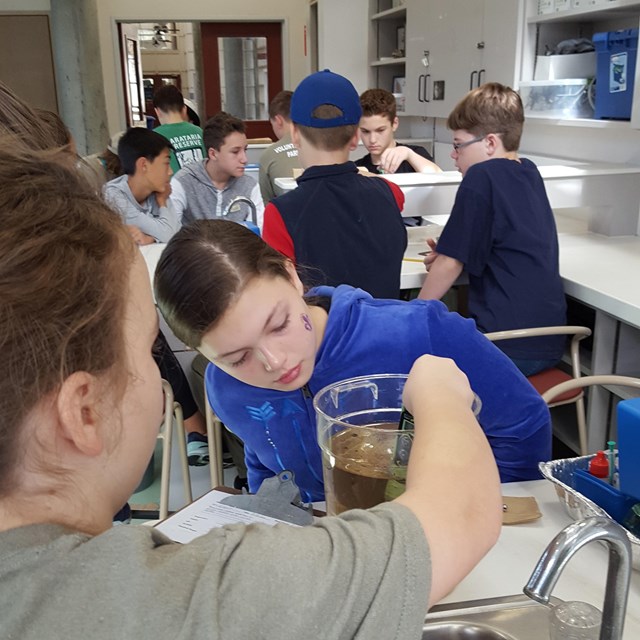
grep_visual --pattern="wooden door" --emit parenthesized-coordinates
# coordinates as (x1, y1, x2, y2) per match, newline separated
(201, 22, 283, 140)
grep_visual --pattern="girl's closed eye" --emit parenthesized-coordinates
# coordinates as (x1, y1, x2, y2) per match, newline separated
(273, 315, 290, 333)
(229, 352, 249, 367)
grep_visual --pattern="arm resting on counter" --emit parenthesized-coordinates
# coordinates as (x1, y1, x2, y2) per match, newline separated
(418, 254, 464, 301)
(395, 355, 502, 607)
(379, 145, 442, 175)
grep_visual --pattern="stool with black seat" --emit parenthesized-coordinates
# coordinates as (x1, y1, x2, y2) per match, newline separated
(484, 326, 592, 455)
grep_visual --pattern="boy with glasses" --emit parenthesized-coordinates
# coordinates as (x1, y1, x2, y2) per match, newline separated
(418, 82, 567, 377)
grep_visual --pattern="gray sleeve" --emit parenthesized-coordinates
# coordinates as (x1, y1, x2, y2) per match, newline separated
(147, 201, 181, 243)
(7, 504, 430, 640)
(169, 177, 187, 222)
(104, 184, 179, 243)
(215, 502, 431, 639)
(258, 152, 276, 204)
(103, 186, 136, 224)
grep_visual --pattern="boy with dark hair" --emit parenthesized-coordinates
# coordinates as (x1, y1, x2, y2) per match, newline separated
(103, 127, 209, 465)
(153, 85, 205, 173)
(258, 90, 301, 202)
(418, 82, 567, 375)
(104, 127, 180, 245)
(261, 69, 407, 299)
(172, 111, 264, 227)
(357, 88, 440, 175)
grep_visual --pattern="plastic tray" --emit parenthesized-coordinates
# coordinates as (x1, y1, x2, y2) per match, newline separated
(539, 455, 640, 570)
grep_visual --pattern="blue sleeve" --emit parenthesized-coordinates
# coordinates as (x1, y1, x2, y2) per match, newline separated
(244, 444, 275, 493)
(424, 304, 551, 481)
(436, 173, 493, 277)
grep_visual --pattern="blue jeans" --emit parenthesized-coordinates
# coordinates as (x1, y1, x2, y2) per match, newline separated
(510, 357, 560, 377)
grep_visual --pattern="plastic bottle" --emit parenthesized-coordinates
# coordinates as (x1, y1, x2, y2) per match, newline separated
(588, 450, 610, 479)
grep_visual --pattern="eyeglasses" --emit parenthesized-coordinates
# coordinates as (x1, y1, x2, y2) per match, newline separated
(452, 135, 486, 152)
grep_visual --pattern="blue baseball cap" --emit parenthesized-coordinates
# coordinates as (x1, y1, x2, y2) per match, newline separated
(290, 69, 362, 128)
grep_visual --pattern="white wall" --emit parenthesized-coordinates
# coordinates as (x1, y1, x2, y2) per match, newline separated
(96, 0, 311, 134)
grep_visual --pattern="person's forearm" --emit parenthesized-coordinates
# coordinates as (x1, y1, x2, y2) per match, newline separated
(396, 395, 501, 606)
(407, 150, 442, 173)
(418, 255, 463, 300)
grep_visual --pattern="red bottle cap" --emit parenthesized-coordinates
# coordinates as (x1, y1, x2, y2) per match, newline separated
(588, 450, 609, 479)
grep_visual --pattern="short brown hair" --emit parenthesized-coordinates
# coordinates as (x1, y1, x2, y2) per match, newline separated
(0, 81, 70, 153)
(295, 105, 357, 151)
(0, 139, 134, 493)
(203, 112, 246, 152)
(155, 220, 290, 349)
(34, 109, 73, 147)
(447, 82, 524, 152)
(269, 90, 293, 121)
(360, 88, 396, 122)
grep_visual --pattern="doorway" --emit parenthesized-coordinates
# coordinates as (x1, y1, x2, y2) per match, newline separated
(201, 22, 283, 140)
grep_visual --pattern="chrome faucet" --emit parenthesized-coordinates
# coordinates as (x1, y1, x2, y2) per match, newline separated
(524, 517, 632, 640)
(222, 196, 257, 226)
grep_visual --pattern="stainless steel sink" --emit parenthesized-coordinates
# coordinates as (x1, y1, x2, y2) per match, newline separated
(422, 594, 561, 640)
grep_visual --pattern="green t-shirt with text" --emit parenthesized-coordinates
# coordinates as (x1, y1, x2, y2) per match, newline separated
(155, 121, 206, 173)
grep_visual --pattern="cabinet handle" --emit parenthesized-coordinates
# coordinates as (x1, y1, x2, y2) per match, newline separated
(425, 74, 431, 102)
(470, 70, 478, 90)
(418, 74, 425, 103)
(478, 68, 486, 86)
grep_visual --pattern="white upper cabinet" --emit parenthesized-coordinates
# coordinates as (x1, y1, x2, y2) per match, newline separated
(404, 0, 523, 117)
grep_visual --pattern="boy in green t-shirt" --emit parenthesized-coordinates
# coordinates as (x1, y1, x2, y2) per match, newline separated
(153, 85, 206, 173)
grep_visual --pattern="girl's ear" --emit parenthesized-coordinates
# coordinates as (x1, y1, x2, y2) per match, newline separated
(56, 371, 106, 457)
(285, 260, 304, 295)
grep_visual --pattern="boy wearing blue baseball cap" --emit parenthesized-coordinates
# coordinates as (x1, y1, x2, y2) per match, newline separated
(261, 70, 407, 299)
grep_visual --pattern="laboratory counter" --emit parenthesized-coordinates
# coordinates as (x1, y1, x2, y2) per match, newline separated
(442, 479, 640, 639)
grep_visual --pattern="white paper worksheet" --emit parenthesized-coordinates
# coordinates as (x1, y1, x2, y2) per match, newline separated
(154, 489, 297, 544)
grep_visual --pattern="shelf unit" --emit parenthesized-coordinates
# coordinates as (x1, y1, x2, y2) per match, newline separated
(523, 0, 640, 126)
(369, 1, 407, 111)
(529, 0, 640, 24)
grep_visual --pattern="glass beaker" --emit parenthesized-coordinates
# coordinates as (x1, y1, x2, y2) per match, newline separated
(314, 373, 480, 516)
(549, 601, 601, 640)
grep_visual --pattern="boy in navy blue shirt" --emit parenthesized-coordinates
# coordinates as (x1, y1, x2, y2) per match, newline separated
(262, 70, 407, 299)
(418, 82, 566, 375)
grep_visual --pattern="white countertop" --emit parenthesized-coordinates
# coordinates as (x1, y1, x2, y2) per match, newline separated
(442, 479, 640, 638)
(274, 160, 640, 190)
(143, 225, 640, 331)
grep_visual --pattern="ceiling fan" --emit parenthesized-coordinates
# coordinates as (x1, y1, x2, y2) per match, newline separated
(138, 23, 180, 47)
